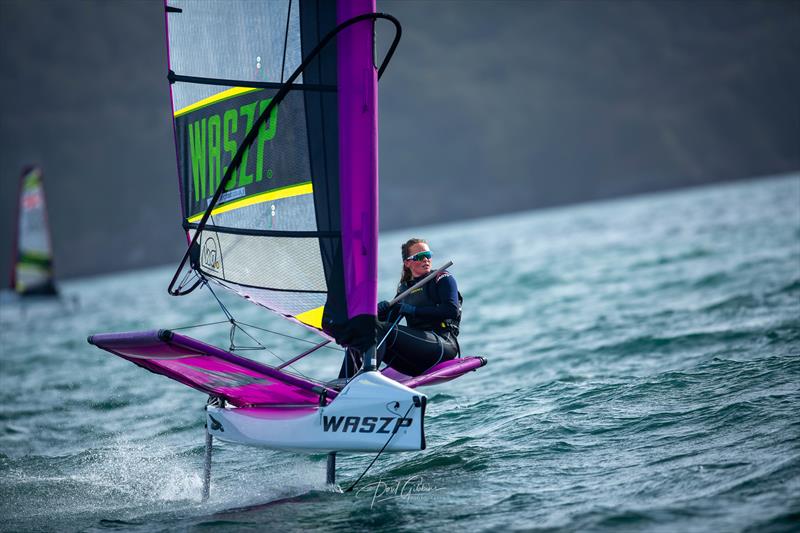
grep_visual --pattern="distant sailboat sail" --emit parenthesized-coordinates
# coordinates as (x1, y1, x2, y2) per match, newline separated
(10, 166, 58, 296)
(166, 0, 388, 353)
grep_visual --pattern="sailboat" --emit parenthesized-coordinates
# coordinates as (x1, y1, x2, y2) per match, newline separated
(10, 166, 58, 297)
(88, 0, 485, 498)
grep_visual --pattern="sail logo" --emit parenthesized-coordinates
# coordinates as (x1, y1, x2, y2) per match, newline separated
(201, 237, 222, 273)
(322, 416, 413, 434)
(186, 97, 279, 204)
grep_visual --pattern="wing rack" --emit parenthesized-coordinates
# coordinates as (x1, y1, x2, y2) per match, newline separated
(88, 330, 337, 407)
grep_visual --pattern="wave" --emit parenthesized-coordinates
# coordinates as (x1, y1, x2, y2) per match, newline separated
(387, 441, 489, 477)
(701, 293, 761, 313)
(629, 247, 714, 269)
(587, 328, 755, 358)
(743, 511, 800, 533)
(774, 278, 800, 294)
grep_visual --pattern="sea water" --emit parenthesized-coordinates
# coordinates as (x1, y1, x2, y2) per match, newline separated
(1, 175, 798, 532)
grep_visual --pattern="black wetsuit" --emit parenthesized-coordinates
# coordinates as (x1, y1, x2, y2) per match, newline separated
(339, 270, 461, 378)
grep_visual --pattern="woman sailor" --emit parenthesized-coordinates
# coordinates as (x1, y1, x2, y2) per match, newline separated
(339, 238, 461, 378)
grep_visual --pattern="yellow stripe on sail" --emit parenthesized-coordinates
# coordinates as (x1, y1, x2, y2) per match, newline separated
(295, 306, 324, 329)
(174, 87, 261, 118)
(186, 182, 313, 223)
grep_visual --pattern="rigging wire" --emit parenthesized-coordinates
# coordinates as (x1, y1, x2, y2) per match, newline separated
(229, 322, 265, 352)
(170, 320, 230, 331)
(205, 281, 235, 323)
(176, 267, 202, 294)
(377, 313, 403, 351)
(345, 402, 417, 493)
(234, 320, 343, 352)
(205, 281, 280, 354)
(199, 281, 320, 382)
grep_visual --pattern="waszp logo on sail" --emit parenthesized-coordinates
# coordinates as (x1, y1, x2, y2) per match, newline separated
(202, 237, 221, 271)
(186, 97, 279, 203)
(323, 416, 413, 434)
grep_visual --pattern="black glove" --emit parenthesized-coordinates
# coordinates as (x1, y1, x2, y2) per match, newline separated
(397, 302, 416, 317)
(377, 300, 391, 320)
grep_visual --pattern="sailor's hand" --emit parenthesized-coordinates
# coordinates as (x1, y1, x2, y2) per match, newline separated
(377, 300, 391, 320)
(397, 302, 416, 317)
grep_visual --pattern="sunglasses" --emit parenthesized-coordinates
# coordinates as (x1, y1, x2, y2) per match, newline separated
(405, 250, 432, 262)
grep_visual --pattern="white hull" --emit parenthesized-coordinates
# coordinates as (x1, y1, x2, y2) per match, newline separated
(206, 371, 427, 453)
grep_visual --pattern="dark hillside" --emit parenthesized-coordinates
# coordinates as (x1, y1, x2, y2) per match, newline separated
(1, 0, 797, 279)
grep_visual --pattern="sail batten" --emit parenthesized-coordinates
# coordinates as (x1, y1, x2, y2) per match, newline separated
(173, 86, 262, 118)
(185, 181, 313, 223)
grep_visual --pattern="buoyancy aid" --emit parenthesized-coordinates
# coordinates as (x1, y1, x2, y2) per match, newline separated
(396, 270, 462, 336)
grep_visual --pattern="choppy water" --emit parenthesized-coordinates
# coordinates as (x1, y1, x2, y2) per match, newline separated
(1, 176, 798, 532)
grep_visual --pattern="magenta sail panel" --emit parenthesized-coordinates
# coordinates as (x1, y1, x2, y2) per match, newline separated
(337, 0, 379, 321)
(88, 330, 337, 407)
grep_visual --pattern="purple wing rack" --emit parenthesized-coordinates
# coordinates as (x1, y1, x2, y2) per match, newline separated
(89, 329, 486, 406)
(88, 330, 338, 407)
(382, 357, 487, 388)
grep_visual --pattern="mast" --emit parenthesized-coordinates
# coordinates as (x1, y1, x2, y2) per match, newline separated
(336, 0, 379, 367)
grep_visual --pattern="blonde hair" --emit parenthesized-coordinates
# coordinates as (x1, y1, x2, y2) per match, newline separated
(400, 238, 427, 284)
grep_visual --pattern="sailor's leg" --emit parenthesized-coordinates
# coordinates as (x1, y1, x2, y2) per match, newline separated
(202, 425, 213, 502)
(382, 326, 458, 376)
(326, 452, 336, 485)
